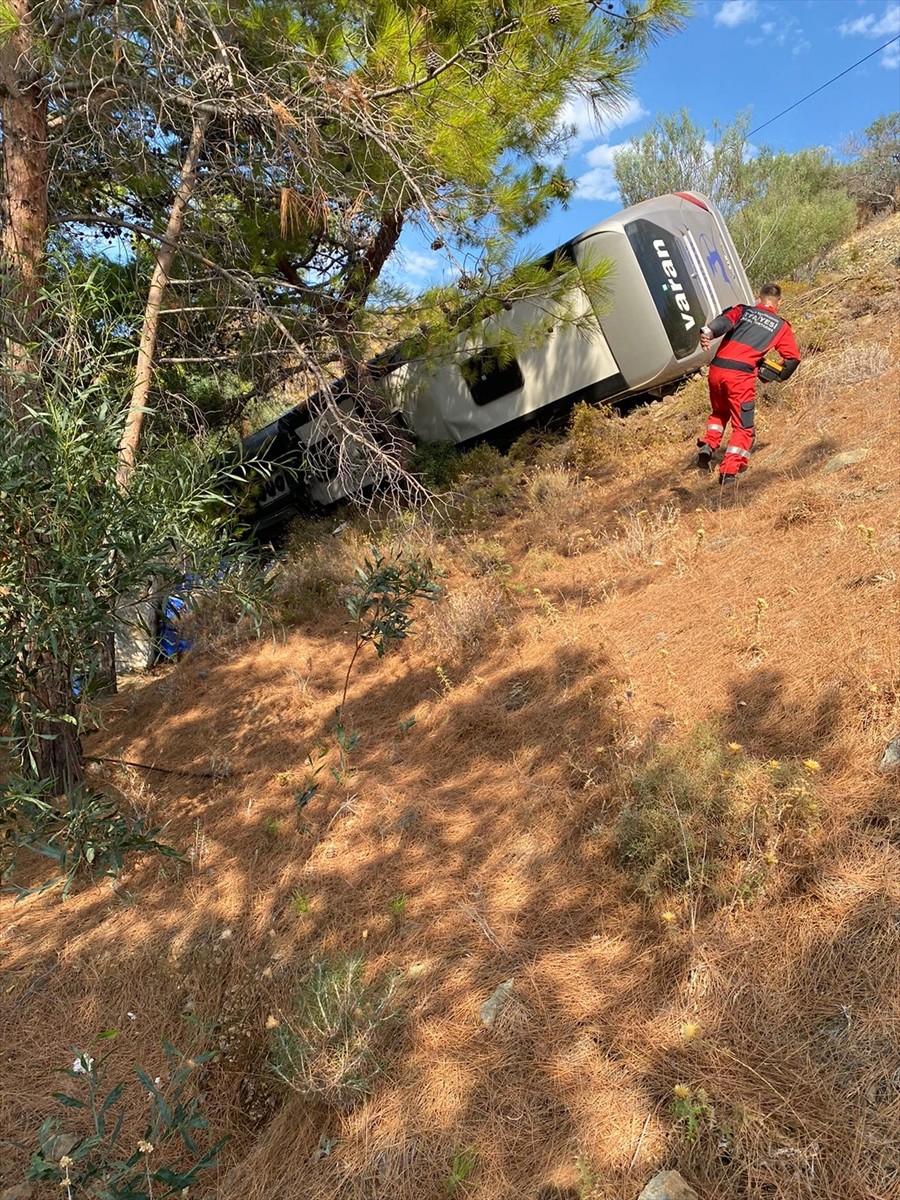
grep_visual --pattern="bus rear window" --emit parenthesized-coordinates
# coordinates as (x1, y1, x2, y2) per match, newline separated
(625, 219, 704, 359)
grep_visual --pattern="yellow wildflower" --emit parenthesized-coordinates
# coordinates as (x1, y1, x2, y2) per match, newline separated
(673, 1083, 692, 1099)
(680, 1021, 700, 1041)
(265, 1015, 281, 1030)
(662, 911, 677, 924)
(803, 759, 821, 773)
(137, 1141, 155, 1154)
(767, 759, 780, 770)
(727, 742, 742, 752)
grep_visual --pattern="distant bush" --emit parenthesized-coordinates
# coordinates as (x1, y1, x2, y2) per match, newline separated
(730, 148, 856, 285)
(842, 112, 900, 217)
(269, 954, 400, 1109)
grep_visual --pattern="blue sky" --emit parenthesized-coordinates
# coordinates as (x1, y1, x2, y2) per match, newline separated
(391, 0, 900, 288)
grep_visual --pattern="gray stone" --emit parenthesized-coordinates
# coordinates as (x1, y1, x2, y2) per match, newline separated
(879, 736, 900, 772)
(393, 807, 420, 832)
(479, 978, 514, 1027)
(823, 448, 870, 474)
(0, 1186, 35, 1200)
(637, 1170, 700, 1200)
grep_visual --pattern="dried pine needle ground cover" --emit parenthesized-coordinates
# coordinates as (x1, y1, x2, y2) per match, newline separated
(1, 215, 898, 1200)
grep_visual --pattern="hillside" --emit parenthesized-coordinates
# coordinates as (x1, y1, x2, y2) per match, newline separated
(1, 214, 898, 1200)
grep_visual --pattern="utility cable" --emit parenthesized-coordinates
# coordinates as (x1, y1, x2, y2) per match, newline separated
(747, 35, 900, 139)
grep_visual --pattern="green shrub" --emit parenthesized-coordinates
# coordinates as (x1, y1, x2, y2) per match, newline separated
(407, 440, 462, 491)
(448, 444, 522, 525)
(268, 954, 400, 1109)
(28, 1042, 225, 1198)
(1, 779, 181, 899)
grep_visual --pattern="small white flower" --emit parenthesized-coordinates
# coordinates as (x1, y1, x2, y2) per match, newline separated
(154, 1076, 162, 1085)
(127, 1012, 137, 1021)
(72, 1054, 94, 1074)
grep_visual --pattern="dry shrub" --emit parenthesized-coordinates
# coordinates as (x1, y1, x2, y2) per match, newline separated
(272, 519, 371, 624)
(608, 503, 679, 567)
(522, 468, 594, 556)
(566, 401, 643, 475)
(461, 537, 511, 578)
(774, 488, 836, 530)
(800, 341, 893, 393)
(424, 578, 509, 660)
(614, 723, 819, 907)
(834, 342, 894, 382)
(444, 444, 522, 528)
(782, 301, 838, 357)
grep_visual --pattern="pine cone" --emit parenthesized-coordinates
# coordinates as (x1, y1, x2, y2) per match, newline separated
(239, 113, 264, 138)
(458, 273, 475, 291)
(547, 4, 561, 25)
(425, 50, 442, 75)
(430, 237, 445, 251)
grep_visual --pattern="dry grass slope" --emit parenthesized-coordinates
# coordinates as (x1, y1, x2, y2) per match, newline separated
(1, 214, 898, 1200)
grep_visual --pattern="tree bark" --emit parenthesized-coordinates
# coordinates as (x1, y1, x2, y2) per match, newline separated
(116, 117, 208, 489)
(1, 1, 83, 786)
(0, 0, 48, 359)
(334, 209, 404, 394)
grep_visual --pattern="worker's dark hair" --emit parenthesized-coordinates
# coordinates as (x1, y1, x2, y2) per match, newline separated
(759, 282, 782, 299)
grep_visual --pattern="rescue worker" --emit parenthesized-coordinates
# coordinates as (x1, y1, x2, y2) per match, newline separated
(697, 283, 801, 483)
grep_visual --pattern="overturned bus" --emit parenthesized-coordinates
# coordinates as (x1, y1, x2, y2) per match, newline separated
(242, 191, 753, 539)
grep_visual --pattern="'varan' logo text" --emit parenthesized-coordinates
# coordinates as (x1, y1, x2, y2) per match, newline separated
(653, 238, 695, 332)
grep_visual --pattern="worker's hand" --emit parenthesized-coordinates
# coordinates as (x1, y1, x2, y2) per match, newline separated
(699, 332, 711, 352)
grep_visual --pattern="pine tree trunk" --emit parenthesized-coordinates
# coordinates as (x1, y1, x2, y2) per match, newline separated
(116, 117, 208, 489)
(1, 1, 83, 788)
(0, 0, 48, 360)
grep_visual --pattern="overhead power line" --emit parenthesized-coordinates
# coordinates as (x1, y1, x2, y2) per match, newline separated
(747, 34, 900, 139)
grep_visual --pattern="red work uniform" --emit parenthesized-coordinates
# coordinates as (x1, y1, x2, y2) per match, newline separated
(698, 303, 801, 478)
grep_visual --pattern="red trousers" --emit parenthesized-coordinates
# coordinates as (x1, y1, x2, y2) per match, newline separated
(698, 366, 756, 477)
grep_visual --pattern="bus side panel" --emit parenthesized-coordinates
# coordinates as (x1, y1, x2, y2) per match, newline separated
(401, 285, 624, 445)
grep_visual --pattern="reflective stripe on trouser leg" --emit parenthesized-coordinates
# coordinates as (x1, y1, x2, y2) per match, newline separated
(699, 419, 724, 451)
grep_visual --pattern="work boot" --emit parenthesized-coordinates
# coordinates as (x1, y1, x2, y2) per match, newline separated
(718, 472, 738, 486)
(697, 445, 713, 471)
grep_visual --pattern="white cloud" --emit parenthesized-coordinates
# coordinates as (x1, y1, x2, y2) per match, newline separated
(714, 0, 760, 28)
(557, 93, 647, 149)
(838, 3, 900, 38)
(574, 142, 632, 203)
(884, 40, 900, 67)
(398, 249, 440, 280)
